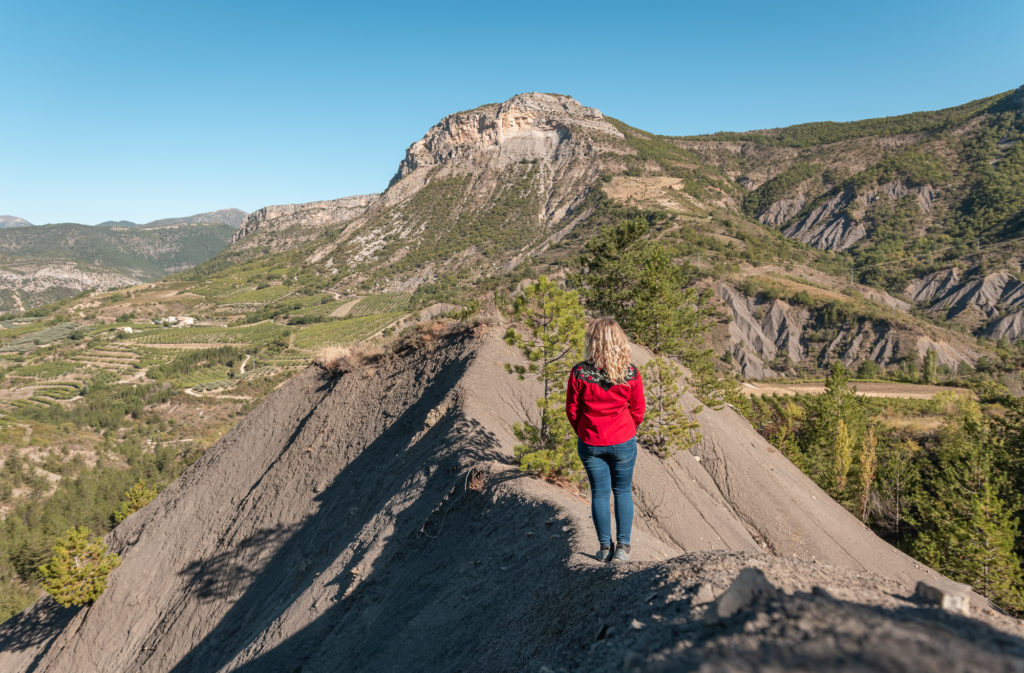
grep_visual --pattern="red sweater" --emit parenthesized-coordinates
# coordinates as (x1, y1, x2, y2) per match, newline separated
(565, 361, 645, 446)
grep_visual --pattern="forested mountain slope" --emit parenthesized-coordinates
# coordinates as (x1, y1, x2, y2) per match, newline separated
(676, 86, 1024, 339)
(0, 215, 241, 311)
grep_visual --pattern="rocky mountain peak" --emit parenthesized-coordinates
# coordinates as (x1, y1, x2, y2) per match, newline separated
(389, 92, 622, 186)
(0, 215, 32, 229)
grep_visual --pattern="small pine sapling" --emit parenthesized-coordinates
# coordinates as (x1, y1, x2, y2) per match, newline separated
(113, 479, 157, 524)
(638, 356, 700, 456)
(504, 276, 586, 485)
(39, 526, 121, 608)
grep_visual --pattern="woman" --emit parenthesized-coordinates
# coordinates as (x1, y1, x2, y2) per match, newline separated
(566, 317, 645, 562)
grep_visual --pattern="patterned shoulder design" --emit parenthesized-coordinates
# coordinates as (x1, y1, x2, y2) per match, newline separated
(571, 361, 637, 391)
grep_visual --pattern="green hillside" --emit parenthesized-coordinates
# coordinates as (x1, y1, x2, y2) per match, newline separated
(0, 222, 236, 279)
(677, 87, 1024, 292)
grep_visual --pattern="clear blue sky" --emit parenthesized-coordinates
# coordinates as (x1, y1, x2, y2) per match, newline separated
(2, 0, 1021, 225)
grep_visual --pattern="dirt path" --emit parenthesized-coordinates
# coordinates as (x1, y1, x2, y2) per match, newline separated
(136, 343, 247, 350)
(741, 381, 970, 399)
(183, 388, 251, 401)
(239, 354, 250, 375)
(116, 368, 148, 384)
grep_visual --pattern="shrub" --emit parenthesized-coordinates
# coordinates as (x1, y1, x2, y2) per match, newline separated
(39, 527, 120, 608)
(312, 343, 385, 378)
(112, 480, 157, 524)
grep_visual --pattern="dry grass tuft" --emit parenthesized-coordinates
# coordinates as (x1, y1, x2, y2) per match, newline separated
(392, 319, 478, 354)
(312, 343, 385, 378)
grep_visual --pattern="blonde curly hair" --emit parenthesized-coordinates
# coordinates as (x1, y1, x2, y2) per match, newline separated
(585, 318, 631, 384)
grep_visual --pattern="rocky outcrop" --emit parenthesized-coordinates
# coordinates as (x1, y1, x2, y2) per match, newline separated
(378, 92, 624, 226)
(759, 196, 805, 228)
(914, 334, 981, 369)
(231, 194, 378, 250)
(390, 93, 621, 187)
(906, 268, 1024, 337)
(860, 286, 912, 312)
(716, 282, 980, 377)
(0, 216, 32, 228)
(782, 186, 866, 251)
(985, 310, 1024, 341)
(716, 284, 808, 377)
(227, 93, 630, 280)
(781, 180, 933, 252)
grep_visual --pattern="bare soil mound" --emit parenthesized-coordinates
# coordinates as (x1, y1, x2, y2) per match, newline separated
(1, 326, 1022, 672)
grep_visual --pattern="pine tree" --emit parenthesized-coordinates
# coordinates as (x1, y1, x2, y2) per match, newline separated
(875, 438, 921, 544)
(638, 356, 700, 456)
(112, 479, 157, 524)
(576, 217, 727, 432)
(833, 419, 854, 495)
(923, 347, 939, 384)
(39, 526, 120, 608)
(858, 427, 877, 522)
(505, 276, 586, 485)
(803, 361, 866, 498)
(911, 398, 1024, 612)
(577, 219, 713, 359)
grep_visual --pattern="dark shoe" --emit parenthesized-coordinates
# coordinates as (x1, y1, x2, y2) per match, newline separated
(612, 544, 630, 562)
(595, 545, 613, 562)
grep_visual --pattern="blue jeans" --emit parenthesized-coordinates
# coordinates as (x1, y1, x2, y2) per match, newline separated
(577, 437, 636, 547)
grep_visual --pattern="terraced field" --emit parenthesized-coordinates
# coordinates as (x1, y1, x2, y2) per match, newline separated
(224, 285, 296, 304)
(291, 313, 403, 349)
(348, 293, 412, 317)
(127, 322, 287, 346)
(0, 322, 80, 353)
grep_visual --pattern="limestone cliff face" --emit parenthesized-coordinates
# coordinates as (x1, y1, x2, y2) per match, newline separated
(231, 194, 379, 251)
(389, 93, 620, 187)
(230, 93, 626, 284)
(375, 92, 623, 231)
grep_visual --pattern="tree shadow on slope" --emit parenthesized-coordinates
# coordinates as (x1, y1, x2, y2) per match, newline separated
(165, 348, 528, 673)
(0, 598, 79, 665)
(224, 465, 580, 673)
(178, 526, 299, 602)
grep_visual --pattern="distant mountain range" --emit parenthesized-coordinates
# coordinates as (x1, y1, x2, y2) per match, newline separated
(0, 208, 247, 311)
(98, 208, 248, 228)
(0, 208, 247, 229)
(0, 216, 32, 228)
